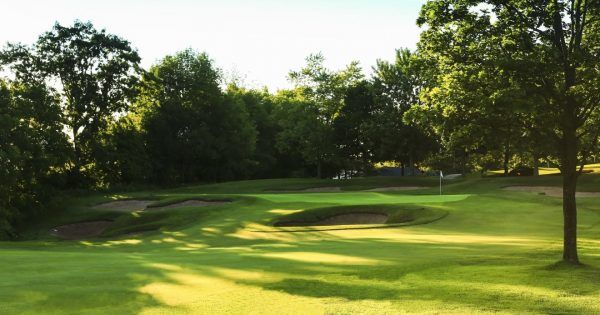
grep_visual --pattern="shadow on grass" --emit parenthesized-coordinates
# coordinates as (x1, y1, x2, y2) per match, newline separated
(4, 186, 600, 313)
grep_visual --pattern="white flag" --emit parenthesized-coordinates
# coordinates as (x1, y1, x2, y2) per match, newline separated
(440, 171, 444, 178)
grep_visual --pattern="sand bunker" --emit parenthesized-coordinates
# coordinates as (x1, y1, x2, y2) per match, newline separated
(366, 186, 428, 192)
(50, 220, 113, 240)
(503, 186, 600, 197)
(94, 199, 154, 212)
(151, 200, 230, 210)
(275, 212, 388, 227)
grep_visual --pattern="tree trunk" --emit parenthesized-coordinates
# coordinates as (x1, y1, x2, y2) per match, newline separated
(71, 129, 84, 184)
(503, 142, 510, 176)
(317, 160, 322, 179)
(462, 149, 468, 175)
(562, 168, 579, 263)
(532, 152, 540, 176)
(561, 130, 580, 264)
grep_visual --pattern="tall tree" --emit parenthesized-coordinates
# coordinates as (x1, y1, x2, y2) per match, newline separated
(373, 49, 436, 173)
(0, 79, 69, 238)
(288, 53, 363, 177)
(333, 81, 377, 174)
(138, 49, 256, 184)
(1, 21, 141, 183)
(418, 0, 600, 263)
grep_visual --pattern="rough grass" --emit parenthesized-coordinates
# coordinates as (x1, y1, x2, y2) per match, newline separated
(1, 174, 600, 314)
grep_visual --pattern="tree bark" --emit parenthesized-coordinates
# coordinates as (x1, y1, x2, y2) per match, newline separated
(532, 152, 539, 176)
(561, 129, 580, 264)
(503, 141, 510, 176)
(71, 129, 83, 181)
(317, 160, 322, 179)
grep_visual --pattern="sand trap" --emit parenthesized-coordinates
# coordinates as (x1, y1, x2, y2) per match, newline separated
(50, 220, 113, 240)
(503, 186, 600, 197)
(366, 186, 428, 192)
(94, 199, 154, 212)
(275, 212, 388, 227)
(151, 200, 230, 210)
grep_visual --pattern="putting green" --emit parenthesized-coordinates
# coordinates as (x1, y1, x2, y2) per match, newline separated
(245, 192, 469, 204)
(1, 176, 599, 314)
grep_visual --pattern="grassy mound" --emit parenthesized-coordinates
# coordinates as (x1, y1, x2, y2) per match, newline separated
(101, 196, 237, 237)
(273, 204, 448, 228)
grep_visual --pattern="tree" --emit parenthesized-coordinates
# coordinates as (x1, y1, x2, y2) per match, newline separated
(273, 90, 333, 177)
(418, 0, 600, 263)
(227, 86, 300, 178)
(0, 79, 69, 238)
(333, 81, 377, 175)
(1, 21, 141, 184)
(138, 49, 256, 184)
(372, 49, 436, 173)
(288, 53, 364, 177)
(94, 115, 150, 186)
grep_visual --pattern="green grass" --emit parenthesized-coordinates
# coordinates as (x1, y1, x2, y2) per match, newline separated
(1, 175, 600, 314)
(271, 204, 448, 229)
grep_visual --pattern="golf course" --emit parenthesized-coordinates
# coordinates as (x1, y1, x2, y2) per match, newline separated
(2, 1, 600, 314)
(2, 174, 599, 314)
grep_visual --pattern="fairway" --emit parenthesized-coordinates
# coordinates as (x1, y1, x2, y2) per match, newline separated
(1, 176, 599, 314)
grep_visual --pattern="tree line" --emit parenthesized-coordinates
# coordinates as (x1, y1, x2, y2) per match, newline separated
(2, 0, 599, 265)
(0, 22, 433, 238)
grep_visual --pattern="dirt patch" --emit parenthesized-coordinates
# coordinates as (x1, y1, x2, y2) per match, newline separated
(276, 212, 388, 227)
(94, 199, 154, 212)
(503, 186, 600, 197)
(366, 186, 428, 192)
(151, 200, 230, 210)
(50, 221, 113, 240)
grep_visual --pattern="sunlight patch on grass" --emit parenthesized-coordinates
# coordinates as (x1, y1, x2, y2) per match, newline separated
(175, 243, 208, 251)
(255, 251, 385, 265)
(139, 271, 325, 314)
(207, 246, 254, 252)
(148, 263, 184, 271)
(201, 227, 221, 233)
(317, 228, 552, 247)
(268, 209, 302, 215)
(106, 239, 143, 246)
(211, 267, 268, 281)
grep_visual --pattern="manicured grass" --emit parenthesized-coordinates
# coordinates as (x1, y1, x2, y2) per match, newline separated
(1, 175, 600, 314)
(271, 204, 448, 228)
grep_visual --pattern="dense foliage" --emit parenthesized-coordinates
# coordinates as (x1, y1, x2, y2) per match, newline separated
(0, 80, 69, 238)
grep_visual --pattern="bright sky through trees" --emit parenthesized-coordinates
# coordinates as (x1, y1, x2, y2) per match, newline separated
(0, 0, 425, 90)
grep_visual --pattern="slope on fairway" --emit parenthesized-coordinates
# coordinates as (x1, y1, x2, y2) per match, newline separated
(1, 176, 599, 314)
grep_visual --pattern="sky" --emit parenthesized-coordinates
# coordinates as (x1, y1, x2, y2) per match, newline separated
(0, 0, 426, 91)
